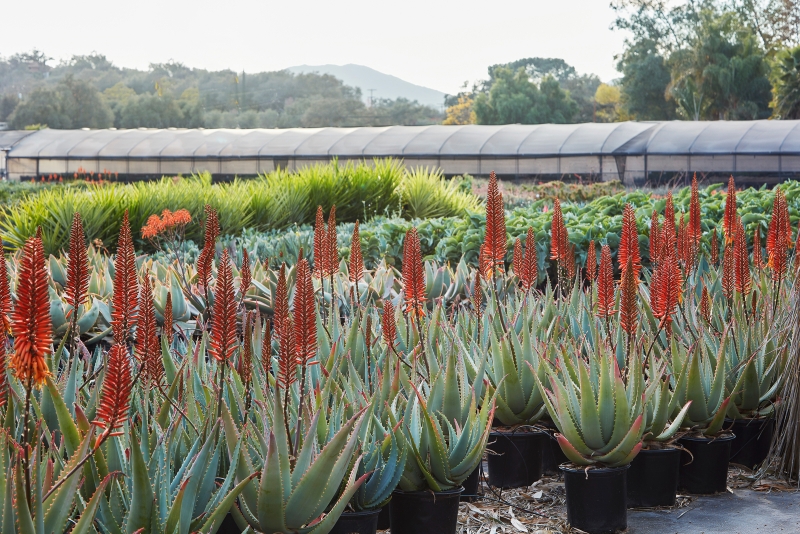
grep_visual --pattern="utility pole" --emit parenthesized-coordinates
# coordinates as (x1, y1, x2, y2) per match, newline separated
(368, 89, 375, 107)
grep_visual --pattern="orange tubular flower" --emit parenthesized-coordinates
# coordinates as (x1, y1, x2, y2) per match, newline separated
(597, 244, 615, 319)
(689, 173, 702, 245)
(677, 213, 686, 266)
(652, 248, 682, 333)
(327, 205, 338, 276)
(565, 243, 577, 279)
(723, 176, 737, 245)
(313, 206, 328, 278)
(478, 243, 492, 280)
(10, 236, 52, 387)
(163, 291, 174, 345)
(550, 198, 567, 263)
(472, 271, 483, 320)
(700, 285, 712, 323)
(92, 343, 132, 443)
(711, 228, 719, 266)
(512, 238, 522, 280)
(261, 319, 272, 379)
(661, 193, 676, 257)
(753, 228, 763, 269)
(136, 278, 162, 390)
(209, 250, 237, 363)
(402, 228, 426, 316)
(722, 242, 735, 300)
(650, 212, 661, 266)
(111, 211, 139, 345)
(483, 171, 507, 271)
(767, 189, 790, 279)
(292, 259, 317, 367)
(349, 220, 364, 283)
(382, 300, 397, 350)
(618, 203, 641, 280)
(66, 213, 89, 312)
(274, 263, 289, 340)
(141, 215, 163, 240)
(197, 206, 220, 288)
(586, 239, 597, 284)
(734, 219, 752, 295)
(240, 248, 252, 297)
(276, 314, 295, 390)
(522, 227, 538, 291)
(619, 257, 638, 337)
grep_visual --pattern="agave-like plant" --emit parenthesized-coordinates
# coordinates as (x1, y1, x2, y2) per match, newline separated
(537, 342, 645, 467)
(641, 351, 693, 443)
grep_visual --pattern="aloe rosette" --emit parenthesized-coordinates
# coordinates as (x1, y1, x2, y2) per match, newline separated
(537, 345, 645, 467)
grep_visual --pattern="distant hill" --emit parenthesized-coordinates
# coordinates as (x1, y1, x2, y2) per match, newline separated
(286, 64, 446, 109)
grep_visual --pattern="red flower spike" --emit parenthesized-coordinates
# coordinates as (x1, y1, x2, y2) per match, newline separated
(618, 203, 641, 280)
(723, 176, 737, 245)
(652, 248, 682, 331)
(197, 206, 220, 288)
(209, 250, 237, 363)
(313, 206, 328, 278)
(722, 243, 735, 300)
(261, 318, 272, 379)
(734, 218, 752, 296)
(111, 211, 139, 345)
(700, 285, 711, 323)
(585, 239, 597, 283)
(135, 278, 162, 389)
(550, 199, 568, 263)
(752, 227, 763, 269)
(292, 259, 317, 367)
(677, 213, 686, 266)
(163, 291, 173, 345)
(521, 227, 538, 291)
(565, 243, 576, 279)
(619, 257, 638, 336)
(402, 228, 426, 316)
(92, 343, 132, 436)
(382, 300, 397, 350)
(483, 171, 507, 270)
(689, 173, 702, 245)
(711, 228, 719, 266)
(478, 243, 492, 280)
(472, 272, 482, 320)
(596, 244, 615, 319)
(650, 212, 661, 266)
(767, 189, 790, 279)
(240, 248, 252, 298)
(274, 263, 289, 341)
(661, 193, 676, 257)
(327, 205, 338, 276)
(65, 213, 89, 312)
(349, 220, 364, 283)
(512, 237, 522, 280)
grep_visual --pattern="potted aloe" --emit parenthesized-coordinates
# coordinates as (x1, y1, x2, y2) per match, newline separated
(671, 337, 734, 494)
(394, 352, 495, 534)
(485, 311, 549, 488)
(537, 343, 644, 534)
(627, 350, 693, 508)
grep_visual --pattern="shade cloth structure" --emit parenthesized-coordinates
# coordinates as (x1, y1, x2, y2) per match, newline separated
(5, 121, 800, 183)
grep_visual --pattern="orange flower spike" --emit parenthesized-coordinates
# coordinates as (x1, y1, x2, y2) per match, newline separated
(0, 238, 12, 332)
(522, 227, 538, 291)
(276, 314, 295, 390)
(141, 214, 163, 240)
(240, 248, 252, 297)
(136, 278, 162, 389)
(550, 198, 566, 262)
(349, 220, 364, 283)
(261, 319, 272, 379)
(753, 227, 763, 269)
(512, 237, 522, 280)
(208, 249, 238, 363)
(652, 248, 682, 330)
(402, 228, 426, 316)
(274, 263, 289, 340)
(92, 343, 133, 441)
(722, 242, 735, 300)
(618, 203, 641, 279)
(650, 211, 661, 266)
(163, 291, 173, 345)
(585, 239, 597, 284)
(723, 176, 737, 245)
(767, 189, 790, 278)
(111, 211, 139, 345)
(292, 259, 317, 367)
(313, 206, 327, 278)
(677, 213, 686, 266)
(565, 243, 577, 279)
(382, 300, 397, 350)
(596, 244, 615, 319)
(472, 271, 483, 320)
(711, 228, 719, 266)
(689, 173, 702, 245)
(661, 193, 676, 257)
(10, 236, 52, 387)
(478, 243, 492, 280)
(734, 219, 752, 296)
(700, 285, 712, 323)
(484, 171, 507, 270)
(197, 206, 220, 288)
(327, 205, 338, 276)
(619, 257, 638, 336)
(171, 209, 192, 227)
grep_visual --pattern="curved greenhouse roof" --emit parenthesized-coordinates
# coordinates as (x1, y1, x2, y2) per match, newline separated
(4, 121, 800, 183)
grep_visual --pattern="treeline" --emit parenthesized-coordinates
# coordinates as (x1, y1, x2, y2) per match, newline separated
(0, 52, 442, 129)
(445, 0, 800, 124)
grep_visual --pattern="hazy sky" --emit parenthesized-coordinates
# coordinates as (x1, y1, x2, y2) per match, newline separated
(0, 0, 627, 94)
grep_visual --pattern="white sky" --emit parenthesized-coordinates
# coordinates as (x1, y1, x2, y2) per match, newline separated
(0, 0, 627, 95)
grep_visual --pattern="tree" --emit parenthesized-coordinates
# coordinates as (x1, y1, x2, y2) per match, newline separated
(9, 76, 112, 129)
(594, 83, 629, 122)
(473, 67, 577, 124)
(119, 94, 185, 128)
(443, 95, 475, 124)
(771, 43, 800, 118)
(0, 94, 19, 122)
(617, 39, 677, 119)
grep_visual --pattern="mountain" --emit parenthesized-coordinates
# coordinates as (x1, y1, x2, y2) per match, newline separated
(285, 64, 446, 109)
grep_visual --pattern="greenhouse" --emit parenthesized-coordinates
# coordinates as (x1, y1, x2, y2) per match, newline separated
(4, 120, 800, 183)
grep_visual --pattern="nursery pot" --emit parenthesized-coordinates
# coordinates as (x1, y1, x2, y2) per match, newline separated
(461, 465, 481, 502)
(626, 447, 681, 508)
(678, 434, 735, 494)
(541, 430, 569, 476)
(328, 509, 381, 534)
(487, 430, 546, 488)
(561, 464, 629, 534)
(728, 417, 775, 469)
(389, 487, 463, 534)
(376, 506, 390, 531)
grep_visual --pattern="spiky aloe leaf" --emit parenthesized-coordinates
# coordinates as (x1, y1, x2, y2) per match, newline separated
(43, 429, 93, 534)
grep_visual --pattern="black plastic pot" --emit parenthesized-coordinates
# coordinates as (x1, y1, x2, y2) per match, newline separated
(626, 447, 681, 508)
(728, 418, 775, 469)
(561, 464, 630, 534)
(678, 434, 735, 494)
(542, 431, 569, 476)
(217, 513, 243, 534)
(461, 465, 481, 502)
(328, 509, 381, 534)
(487, 430, 546, 488)
(389, 487, 463, 534)
(377, 506, 390, 531)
